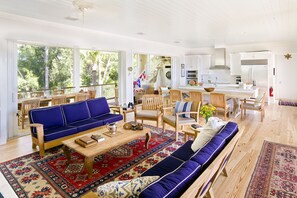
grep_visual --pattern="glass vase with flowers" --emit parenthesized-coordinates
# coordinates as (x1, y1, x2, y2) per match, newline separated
(200, 104, 216, 123)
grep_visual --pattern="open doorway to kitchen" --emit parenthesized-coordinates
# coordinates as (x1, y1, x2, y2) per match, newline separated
(132, 54, 171, 103)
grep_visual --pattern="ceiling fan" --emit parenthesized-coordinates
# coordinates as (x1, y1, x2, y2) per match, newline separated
(65, 0, 95, 21)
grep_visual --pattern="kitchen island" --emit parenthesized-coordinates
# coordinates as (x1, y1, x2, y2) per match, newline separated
(179, 85, 259, 118)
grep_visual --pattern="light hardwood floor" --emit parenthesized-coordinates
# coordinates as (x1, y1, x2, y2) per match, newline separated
(0, 103, 296, 197)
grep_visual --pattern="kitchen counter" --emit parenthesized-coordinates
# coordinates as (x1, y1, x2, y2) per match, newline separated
(179, 85, 259, 118)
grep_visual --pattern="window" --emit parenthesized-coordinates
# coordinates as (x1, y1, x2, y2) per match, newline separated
(17, 43, 74, 93)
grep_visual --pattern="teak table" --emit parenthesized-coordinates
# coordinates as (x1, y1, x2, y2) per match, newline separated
(62, 126, 151, 178)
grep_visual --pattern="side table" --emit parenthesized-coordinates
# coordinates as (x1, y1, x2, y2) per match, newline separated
(183, 127, 201, 142)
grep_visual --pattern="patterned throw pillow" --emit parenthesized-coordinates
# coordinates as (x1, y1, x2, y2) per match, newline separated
(97, 176, 159, 198)
(175, 101, 192, 118)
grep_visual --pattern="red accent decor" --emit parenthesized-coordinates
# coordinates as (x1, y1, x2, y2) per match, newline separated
(245, 141, 297, 197)
(269, 86, 274, 97)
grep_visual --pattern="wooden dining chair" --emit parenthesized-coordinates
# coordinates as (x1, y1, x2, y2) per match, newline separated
(88, 90, 96, 99)
(189, 91, 203, 105)
(52, 95, 67, 105)
(75, 93, 89, 102)
(210, 93, 231, 121)
(240, 92, 266, 122)
(20, 99, 40, 129)
(169, 89, 182, 105)
(53, 89, 65, 95)
(30, 91, 44, 98)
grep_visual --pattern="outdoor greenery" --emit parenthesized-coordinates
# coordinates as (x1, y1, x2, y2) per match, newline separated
(18, 44, 73, 91)
(80, 50, 119, 86)
(17, 44, 119, 93)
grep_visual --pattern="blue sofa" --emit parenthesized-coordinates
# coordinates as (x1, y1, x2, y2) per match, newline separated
(29, 97, 123, 156)
(139, 122, 240, 198)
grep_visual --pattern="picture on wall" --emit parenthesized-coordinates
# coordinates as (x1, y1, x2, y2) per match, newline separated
(181, 64, 185, 77)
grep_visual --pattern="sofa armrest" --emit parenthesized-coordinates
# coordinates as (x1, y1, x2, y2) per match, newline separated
(28, 123, 45, 147)
(109, 106, 123, 114)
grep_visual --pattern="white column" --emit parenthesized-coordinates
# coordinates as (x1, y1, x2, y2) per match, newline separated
(73, 48, 80, 92)
(119, 51, 133, 105)
(0, 39, 8, 144)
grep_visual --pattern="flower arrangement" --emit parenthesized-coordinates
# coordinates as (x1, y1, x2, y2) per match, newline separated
(200, 104, 216, 122)
(189, 80, 196, 86)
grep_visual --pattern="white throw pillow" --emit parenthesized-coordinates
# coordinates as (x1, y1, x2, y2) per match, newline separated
(97, 176, 159, 198)
(191, 117, 226, 152)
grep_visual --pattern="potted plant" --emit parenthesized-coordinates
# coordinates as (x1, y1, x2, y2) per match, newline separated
(200, 104, 216, 123)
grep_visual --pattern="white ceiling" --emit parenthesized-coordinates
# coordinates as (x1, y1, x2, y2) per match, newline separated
(0, 0, 297, 48)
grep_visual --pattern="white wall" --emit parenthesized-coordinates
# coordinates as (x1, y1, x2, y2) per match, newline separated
(0, 12, 186, 144)
(186, 41, 297, 100)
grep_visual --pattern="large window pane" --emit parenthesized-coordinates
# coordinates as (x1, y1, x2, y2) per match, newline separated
(17, 43, 74, 93)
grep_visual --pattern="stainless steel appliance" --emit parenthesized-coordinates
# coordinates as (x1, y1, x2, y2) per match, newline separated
(186, 70, 198, 85)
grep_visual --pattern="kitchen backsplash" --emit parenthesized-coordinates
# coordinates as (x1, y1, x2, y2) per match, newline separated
(201, 70, 237, 84)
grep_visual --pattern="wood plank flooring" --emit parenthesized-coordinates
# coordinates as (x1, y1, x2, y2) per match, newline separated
(0, 103, 296, 197)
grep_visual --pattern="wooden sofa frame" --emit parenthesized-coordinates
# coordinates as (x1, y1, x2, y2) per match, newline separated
(82, 125, 244, 198)
(30, 106, 122, 157)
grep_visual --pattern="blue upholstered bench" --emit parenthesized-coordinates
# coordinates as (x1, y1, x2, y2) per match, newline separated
(29, 97, 123, 156)
(139, 122, 242, 198)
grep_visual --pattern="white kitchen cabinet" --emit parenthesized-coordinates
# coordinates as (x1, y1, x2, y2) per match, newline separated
(241, 52, 270, 60)
(199, 55, 211, 75)
(230, 53, 241, 75)
(185, 55, 199, 70)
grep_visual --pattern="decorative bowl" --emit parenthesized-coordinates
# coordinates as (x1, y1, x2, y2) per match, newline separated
(204, 87, 215, 92)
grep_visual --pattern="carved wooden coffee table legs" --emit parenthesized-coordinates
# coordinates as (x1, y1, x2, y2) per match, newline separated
(145, 132, 151, 149)
(85, 156, 94, 179)
(62, 145, 71, 163)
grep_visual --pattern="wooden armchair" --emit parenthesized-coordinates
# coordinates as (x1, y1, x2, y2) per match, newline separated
(240, 92, 266, 122)
(75, 93, 89, 102)
(169, 89, 182, 105)
(53, 89, 65, 95)
(210, 93, 231, 121)
(163, 100, 201, 141)
(19, 99, 40, 129)
(30, 91, 44, 98)
(134, 94, 163, 128)
(52, 95, 66, 105)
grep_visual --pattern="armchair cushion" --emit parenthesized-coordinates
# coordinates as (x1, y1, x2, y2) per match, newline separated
(62, 101, 91, 124)
(163, 115, 196, 126)
(32, 126, 77, 142)
(135, 110, 159, 118)
(175, 101, 192, 118)
(242, 102, 261, 110)
(87, 97, 110, 118)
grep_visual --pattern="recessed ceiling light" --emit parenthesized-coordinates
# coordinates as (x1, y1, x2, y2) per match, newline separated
(137, 32, 145, 35)
(174, 41, 180, 44)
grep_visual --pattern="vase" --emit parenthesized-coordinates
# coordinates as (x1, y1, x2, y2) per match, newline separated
(205, 116, 210, 123)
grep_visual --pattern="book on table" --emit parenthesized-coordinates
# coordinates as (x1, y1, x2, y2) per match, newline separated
(79, 136, 96, 144)
(75, 138, 97, 148)
(91, 134, 105, 142)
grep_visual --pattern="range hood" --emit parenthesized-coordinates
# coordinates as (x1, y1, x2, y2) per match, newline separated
(209, 48, 230, 70)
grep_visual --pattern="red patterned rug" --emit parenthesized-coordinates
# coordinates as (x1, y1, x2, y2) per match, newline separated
(245, 141, 297, 197)
(0, 125, 182, 198)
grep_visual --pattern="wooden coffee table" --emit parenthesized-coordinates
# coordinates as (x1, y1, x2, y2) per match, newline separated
(62, 126, 151, 178)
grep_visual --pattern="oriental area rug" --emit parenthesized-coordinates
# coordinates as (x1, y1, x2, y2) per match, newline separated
(245, 141, 297, 197)
(0, 125, 182, 198)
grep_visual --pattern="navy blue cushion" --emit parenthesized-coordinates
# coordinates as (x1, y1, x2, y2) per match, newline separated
(140, 160, 202, 198)
(32, 126, 77, 142)
(94, 113, 123, 124)
(29, 106, 65, 129)
(216, 122, 238, 143)
(141, 156, 184, 177)
(171, 140, 195, 161)
(87, 97, 110, 118)
(61, 101, 91, 124)
(68, 118, 104, 133)
(190, 136, 226, 167)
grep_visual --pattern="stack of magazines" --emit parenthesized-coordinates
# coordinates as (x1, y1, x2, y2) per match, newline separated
(91, 134, 105, 142)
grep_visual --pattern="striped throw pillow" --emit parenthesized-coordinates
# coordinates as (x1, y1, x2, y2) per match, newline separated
(175, 101, 192, 118)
